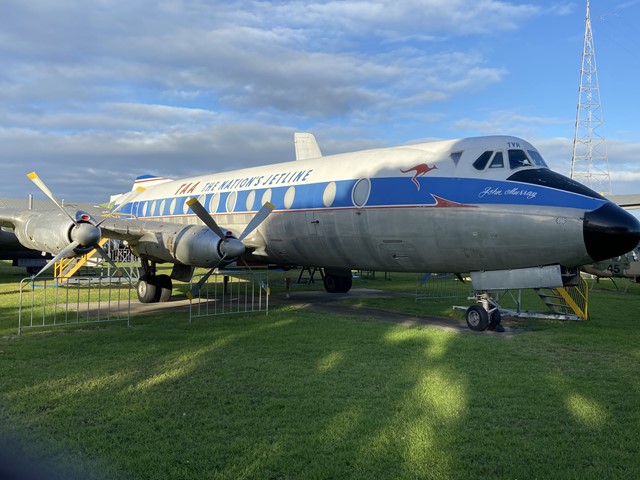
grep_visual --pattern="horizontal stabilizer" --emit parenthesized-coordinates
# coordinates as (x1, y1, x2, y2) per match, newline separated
(608, 193, 640, 210)
(294, 133, 322, 161)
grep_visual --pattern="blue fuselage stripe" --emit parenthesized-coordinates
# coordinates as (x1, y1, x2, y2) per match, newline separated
(119, 177, 605, 218)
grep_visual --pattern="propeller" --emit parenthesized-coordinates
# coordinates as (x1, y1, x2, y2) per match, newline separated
(26, 172, 144, 279)
(187, 254, 228, 299)
(185, 197, 275, 299)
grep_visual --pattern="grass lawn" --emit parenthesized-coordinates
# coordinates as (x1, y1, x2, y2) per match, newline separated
(1, 262, 640, 479)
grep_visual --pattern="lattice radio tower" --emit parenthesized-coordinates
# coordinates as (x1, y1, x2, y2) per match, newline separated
(571, 0, 611, 194)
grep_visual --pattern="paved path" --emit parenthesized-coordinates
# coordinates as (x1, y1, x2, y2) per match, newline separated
(122, 287, 516, 335)
(269, 288, 516, 335)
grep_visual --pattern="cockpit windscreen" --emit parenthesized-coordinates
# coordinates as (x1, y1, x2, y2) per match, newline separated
(472, 149, 548, 171)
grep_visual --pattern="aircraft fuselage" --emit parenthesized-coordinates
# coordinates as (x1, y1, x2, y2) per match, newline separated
(114, 135, 639, 275)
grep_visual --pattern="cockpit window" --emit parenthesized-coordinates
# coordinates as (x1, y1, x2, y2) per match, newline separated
(508, 149, 532, 169)
(450, 151, 463, 166)
(472, 151, 493, 170)
(527, 150, 548, 167)
(489, 152, 504, 169)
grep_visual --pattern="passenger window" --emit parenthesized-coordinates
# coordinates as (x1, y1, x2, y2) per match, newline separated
(509, 149, 532, 169)
(472, 151, 493, 170)
(489, 152, 504, 168)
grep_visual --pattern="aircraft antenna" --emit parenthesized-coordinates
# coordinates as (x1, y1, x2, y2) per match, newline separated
(571, 0, 611, 195)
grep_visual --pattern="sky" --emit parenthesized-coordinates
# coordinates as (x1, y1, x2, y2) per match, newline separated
(1, 0, 640, 203)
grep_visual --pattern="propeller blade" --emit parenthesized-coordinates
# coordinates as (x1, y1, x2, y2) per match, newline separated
(238, 257, 269, 294)
(186, 197, 226, 240)
(27, 171, 77, 225)
(239, 202, 275, 241)
(31, 241, 80, 279)
(97, 186, 146, 226)
(186, 255, 228, 299)
(94, 244, 129, 279)
(419, 272, 432, 286)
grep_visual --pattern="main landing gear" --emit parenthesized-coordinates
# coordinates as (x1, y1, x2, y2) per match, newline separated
(137, 259, 173, 303)
(322, 268, 353, 293)
(465, 292, 504, 332)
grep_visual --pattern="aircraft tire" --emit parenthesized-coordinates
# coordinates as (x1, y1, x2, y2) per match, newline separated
(323, 274, 340, 293)
(487, 306, 502, 330)
(323, 274, 352, 293)
(155, 274, 173, 303)
(340, 275, 353, 293)
(137, 275, 157, 303)
(466, 305, 489, 331)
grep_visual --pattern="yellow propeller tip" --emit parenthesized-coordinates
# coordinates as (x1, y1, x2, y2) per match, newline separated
(27, 172, 38, 179)
(265, 202, 275, 209)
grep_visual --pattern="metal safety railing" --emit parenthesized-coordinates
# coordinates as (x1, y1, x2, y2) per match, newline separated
(188, 270, 269, 321)
(18, 276, 133, 335)
(416, 273, 471, 301)
(54, 240, 139, 282)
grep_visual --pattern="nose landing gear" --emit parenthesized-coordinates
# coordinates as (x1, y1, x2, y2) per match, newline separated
(465, 292, 504, 332)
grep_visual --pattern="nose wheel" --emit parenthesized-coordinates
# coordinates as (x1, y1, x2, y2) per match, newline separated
(465, 293, 504, 332)
(465, 305, 489, 331)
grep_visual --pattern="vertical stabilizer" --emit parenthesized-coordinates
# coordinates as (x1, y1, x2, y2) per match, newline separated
(132, 174, 172, 190)
(294, 133, 322, 160)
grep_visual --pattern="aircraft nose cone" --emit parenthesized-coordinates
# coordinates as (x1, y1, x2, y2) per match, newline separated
(584, 202, 640, 262)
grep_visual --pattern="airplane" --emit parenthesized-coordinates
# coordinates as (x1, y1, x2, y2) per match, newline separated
(582, 244, 640, 284)
(0, 227, 51, 273)
(1, 133, 639, 331)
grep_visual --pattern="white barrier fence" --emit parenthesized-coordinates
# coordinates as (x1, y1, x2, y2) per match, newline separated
(18, 276, 133, 335)
(17, 270, 269, 334)
(188, 270, 269, 321)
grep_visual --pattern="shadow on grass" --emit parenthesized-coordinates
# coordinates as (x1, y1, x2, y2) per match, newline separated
(2, 291, 640, 479)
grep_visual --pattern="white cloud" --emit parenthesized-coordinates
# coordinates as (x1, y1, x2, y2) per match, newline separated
(1, 0, 637, 203)
(0, 0, 534, 119)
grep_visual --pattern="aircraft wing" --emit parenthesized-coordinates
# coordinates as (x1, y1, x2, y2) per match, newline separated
(0, 208, 22, 230)
(607, 194, 640, 210)
(0, 203, 143, 240)
(0, 198, 254, 270)
(96, 215, 178, 242)
(0, 203, 144, 260)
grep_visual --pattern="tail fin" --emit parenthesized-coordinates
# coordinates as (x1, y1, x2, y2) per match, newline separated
(108, 175, 172, 208)
(294, 133, 322, 161)
(132, 174, 172, 190)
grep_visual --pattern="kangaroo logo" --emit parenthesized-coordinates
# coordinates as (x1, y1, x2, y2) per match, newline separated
(400, 164, 438, 190)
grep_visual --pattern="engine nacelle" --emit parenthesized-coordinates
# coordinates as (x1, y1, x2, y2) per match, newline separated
(13, 210, 97, 256)
(131, 224, 243, 268)
(172, 226, 225, 267)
